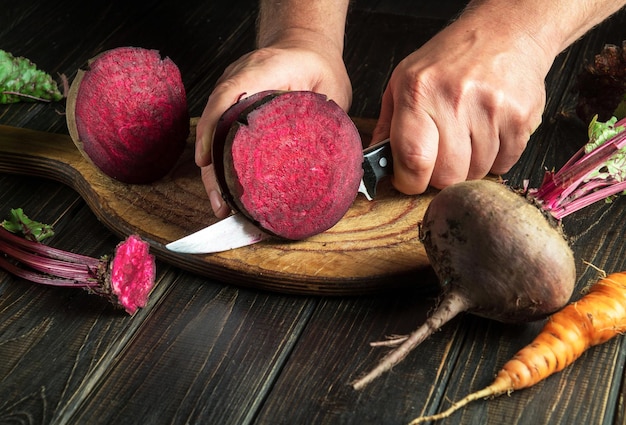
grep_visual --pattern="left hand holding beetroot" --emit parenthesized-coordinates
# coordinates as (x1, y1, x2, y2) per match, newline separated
(195, 35, 352, 218)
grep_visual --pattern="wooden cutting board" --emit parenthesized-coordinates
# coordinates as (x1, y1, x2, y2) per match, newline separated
(0, 118, 437, 295)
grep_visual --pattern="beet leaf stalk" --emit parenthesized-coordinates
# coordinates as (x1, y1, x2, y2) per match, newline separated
(0, 211, 155, 315)
(529, 115, 626, 218)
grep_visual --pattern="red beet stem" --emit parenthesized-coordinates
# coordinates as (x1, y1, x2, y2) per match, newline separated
(531, 117, 626, 219)
(0, 226, 100, 266)
(0, 255, 93, 287)
(0, 227, 155, 314)
(0, 239, 98, 281)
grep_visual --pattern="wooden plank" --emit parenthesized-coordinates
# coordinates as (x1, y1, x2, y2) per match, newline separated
(0, 176, 315, 425)
(0, 196, 174, 423)
(345, 11, 448, 118)
(65, 279, 316, 425)
(253, 288, 468, 424)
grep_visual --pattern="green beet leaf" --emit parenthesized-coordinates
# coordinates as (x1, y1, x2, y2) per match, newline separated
(1, 208, 54, 242)
(0, 49, 64, 103)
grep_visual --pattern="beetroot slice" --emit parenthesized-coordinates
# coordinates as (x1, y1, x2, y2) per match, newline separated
(108, 234, 155, 315)
(218, 91, 364, 240)
(66, 47, 189, 184)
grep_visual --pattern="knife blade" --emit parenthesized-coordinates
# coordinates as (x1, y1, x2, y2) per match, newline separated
(165, 213, 269, 253)
(166, 138, 393, 254)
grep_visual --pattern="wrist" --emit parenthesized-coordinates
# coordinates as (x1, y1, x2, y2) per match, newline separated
(453, 5, 558, 75)
(257, 27, 345, 59)
(257, 0, 348, 55)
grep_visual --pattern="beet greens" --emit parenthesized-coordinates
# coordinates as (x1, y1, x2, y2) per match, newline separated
(530, 115, 626, 218)
(0, 49, 65, 103)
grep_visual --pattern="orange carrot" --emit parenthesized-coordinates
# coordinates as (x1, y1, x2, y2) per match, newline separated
(409, 270, 626, 424)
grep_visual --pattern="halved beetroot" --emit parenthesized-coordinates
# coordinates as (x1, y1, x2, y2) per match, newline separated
(66, 47, 189, 184)
(213, 91, 363, 240)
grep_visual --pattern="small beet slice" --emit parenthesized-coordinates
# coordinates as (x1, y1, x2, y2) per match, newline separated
(217, 91, 364, 240)
(66, 47, 189, 184)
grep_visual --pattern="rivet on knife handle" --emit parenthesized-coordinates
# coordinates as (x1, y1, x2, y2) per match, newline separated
(360, 139, 393, 200)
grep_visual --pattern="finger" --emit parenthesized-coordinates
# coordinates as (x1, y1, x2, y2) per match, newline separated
(195, 82, 250, 167)
(466, 118, 500, 181)
(490, 106, 542, 175)
(429, 119, 472, 189)
(201, 165, 232, 218)
(489, 131, 529, 175)
(389, 105, 440, 195)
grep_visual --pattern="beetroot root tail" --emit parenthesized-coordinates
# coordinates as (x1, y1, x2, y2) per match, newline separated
(351, 291, 470, 390)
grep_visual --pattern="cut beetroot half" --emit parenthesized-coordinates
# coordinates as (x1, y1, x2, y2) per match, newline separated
(214, 91, 364, 240)
(66, 47, 190, 184)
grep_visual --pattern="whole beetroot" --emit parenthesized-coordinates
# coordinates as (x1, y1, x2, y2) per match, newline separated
(353, 116, 626, 390)
(352, 179, 576, 390)
(421, 180, 576, 324)
(66, 47, 189, 184)
(213, 91, 364, 240)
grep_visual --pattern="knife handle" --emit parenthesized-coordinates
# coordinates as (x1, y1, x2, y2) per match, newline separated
(362, 139, 393, 198)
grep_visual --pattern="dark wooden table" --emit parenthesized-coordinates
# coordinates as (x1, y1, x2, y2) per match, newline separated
(2, 1, 626, 424)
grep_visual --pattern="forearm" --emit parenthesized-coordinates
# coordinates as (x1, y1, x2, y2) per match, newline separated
(461, 0, 625, 63)
(257, 0, 350, 54)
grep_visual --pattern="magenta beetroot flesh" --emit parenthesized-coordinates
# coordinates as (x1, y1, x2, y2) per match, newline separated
(212, 90, 282, 202)
(66, 47, 189, 184)
(217, 91, 364, 240)
(108, 234, 155, 315)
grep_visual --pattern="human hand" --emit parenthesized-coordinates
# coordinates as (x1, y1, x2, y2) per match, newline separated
(371, 17, 552, 195)
(196, 34, 351, 218)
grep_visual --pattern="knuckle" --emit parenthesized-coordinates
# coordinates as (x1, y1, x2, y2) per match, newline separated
(397, 69, 436, 112)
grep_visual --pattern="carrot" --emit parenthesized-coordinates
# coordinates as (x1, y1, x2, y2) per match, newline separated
(409, 270, 626, 424)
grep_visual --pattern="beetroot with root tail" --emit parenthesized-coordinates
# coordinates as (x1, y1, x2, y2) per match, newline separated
(352, 116, 626, 391)
(213, 90, 364, 240)
(66, 46, 189, 184)
(351, 179, 576, 390)
(420, 180, 576, 323)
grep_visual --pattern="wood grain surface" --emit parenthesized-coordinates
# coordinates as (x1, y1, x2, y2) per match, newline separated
(4, 2, 626, 425)
(0, 117, 434, 295)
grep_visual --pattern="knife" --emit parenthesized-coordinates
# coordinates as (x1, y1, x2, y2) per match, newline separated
(166, 139, 393, 254)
